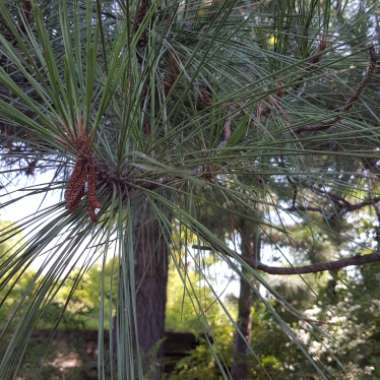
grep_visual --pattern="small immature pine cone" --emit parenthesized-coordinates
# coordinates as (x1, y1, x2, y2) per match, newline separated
(164, 55, 180, 95)
(197, 86, 212, 109)
(134, 0, 149, 31)
(67, 183, 85, 212)
(309, 37, 328, 65)
(143, 120, 151, 136)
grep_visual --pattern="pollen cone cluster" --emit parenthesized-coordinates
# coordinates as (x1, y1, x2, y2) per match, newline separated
(65, 158, 86, 211)
(64, 123, 101, 222)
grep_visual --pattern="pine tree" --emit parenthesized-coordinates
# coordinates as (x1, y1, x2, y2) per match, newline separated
(0, 1, 379, 379)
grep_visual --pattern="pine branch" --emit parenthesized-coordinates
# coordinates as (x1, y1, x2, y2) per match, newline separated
(193, 245, 380, 275)
(295, 45, 377, 134)
(285, 196, 380, 215)
(249, 253, 380, 275)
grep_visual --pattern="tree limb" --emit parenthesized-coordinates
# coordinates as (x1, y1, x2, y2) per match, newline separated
(285, 196, 380, 215)
(295, 46, 377, 134)
(192, 245, 380, 275)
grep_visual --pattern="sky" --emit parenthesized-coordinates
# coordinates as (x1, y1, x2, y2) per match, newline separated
(0, 170, 242, 298)
(1, 170, 72, 271)
(1, 170, 59, 222)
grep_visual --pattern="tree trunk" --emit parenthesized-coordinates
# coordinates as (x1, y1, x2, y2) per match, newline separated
(231, 220, 260, 380)
(135, 208, 169, 377)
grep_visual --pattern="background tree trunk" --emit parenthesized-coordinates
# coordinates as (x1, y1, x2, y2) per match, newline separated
(231, 220, 260, 380)
(135, 207, 169, 377)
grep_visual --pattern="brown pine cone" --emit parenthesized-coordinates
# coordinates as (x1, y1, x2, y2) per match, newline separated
(65, 159, 87, 211)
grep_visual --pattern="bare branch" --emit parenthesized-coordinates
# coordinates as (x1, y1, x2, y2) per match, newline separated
(249, 253, 380, 275)
(193, 245, 380, 275)
(285, 196, 380, 215)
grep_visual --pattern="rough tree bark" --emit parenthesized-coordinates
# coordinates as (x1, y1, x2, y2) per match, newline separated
(231, 220, 260, 380)
(135, 206, 169, 377)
